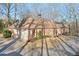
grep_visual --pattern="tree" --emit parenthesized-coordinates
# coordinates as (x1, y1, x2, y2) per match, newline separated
(0, 19, 4, 33)
(14, 3, 17, 22)
(67, 4, 78, 36)
(0, 3, 14, 26)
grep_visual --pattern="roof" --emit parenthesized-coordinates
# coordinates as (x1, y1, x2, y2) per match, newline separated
(8, 17, 65, 30)
(21, 17, 64, 30)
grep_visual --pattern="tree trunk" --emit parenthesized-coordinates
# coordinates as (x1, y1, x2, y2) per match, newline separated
(68, 24, 71, 35)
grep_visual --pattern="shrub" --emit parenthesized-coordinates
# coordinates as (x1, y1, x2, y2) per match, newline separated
(34, 31, 50, 40)
(3, 29, 12, 38)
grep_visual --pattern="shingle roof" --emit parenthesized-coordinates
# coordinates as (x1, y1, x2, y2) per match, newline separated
(21, 17, 64, 29)
(8, 17, 65, 30)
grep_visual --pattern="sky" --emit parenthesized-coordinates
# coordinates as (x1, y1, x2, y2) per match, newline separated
(16, 3, 79, 20)
(0, 3, 79, 22)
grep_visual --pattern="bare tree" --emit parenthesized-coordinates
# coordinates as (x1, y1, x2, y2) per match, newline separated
(14, 3, 17, 22)
(0, 3, 14, 26)
(67, 4, 78, 36)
